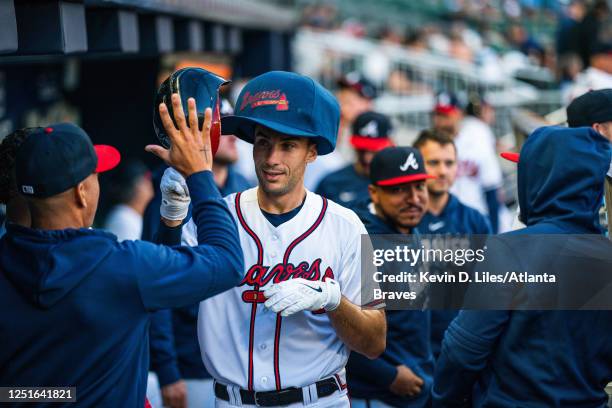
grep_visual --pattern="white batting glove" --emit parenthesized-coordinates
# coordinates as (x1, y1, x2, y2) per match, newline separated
(160, 167, 190, 221)
(263, 278, 341, 317)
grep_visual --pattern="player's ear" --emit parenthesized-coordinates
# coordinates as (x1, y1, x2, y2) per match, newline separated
(368, 184, 378, 204)
(306, 140, 317, 164)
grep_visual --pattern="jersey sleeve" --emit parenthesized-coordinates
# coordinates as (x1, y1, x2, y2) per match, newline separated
(181, 218, 198, 247)
(336, 216, 382, 308)
(477, 132, 503, 191)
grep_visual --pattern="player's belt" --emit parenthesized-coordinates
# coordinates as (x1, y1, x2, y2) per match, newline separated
(214, 377, 340, 406)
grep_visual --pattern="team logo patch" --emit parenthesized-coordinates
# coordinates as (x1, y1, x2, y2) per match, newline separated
(239, 90, 289, 112)
(399, 152, 419, 171)
(359, 120, 379, 138)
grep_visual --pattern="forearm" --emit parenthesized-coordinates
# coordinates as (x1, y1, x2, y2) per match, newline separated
(328, 297, 386, 359)
(154, 221, 183, 246)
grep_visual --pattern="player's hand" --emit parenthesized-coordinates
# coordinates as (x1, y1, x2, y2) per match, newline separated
(161, 379, 187, 408)
(263, 278, 341, 317)
(160, 167, 190, 223)
(146, 94, 213, 177)
(389, 365, 424, 397)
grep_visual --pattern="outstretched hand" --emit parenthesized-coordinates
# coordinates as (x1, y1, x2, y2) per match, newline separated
(146, 94, 213, 177)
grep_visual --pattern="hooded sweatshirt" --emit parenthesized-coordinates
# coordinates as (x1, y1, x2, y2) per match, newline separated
(432, 126, 612, 407)
(0, 171, 243, 407)
(347, 203, 433, 408)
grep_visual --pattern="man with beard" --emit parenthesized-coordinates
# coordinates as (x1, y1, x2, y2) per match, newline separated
(431, 91, 503, 232)
(347, 146, 435, 408)
(414, 130, 492, 236)
(413, 129, 491, 361)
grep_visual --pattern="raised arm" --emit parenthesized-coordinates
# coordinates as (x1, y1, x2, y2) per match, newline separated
(132, 95, 243, 311)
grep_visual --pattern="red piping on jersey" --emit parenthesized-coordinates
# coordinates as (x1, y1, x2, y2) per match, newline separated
(235, 192, 264, 391)
(273, 315, 283, 390)
(273, 197, 329, 390)
(282, 198, 328, 264)
(334, 373, 348, 390)
(235, 192, 264, 265)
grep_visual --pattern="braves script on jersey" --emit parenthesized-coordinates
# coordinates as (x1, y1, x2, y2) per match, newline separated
(182, 187, 375, 394)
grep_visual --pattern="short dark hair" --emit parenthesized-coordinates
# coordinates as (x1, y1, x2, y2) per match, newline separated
(0, 127, 40, 204)
(413, 129, 456, 152)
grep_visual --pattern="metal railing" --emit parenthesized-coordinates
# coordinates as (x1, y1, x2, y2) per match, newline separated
(293, 28, 562, 142)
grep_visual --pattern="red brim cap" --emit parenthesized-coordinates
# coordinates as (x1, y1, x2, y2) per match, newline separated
(377, 173, 435, 186)
(94, 145, 121, 173)
(500, 152, 519, 163)
(434, 105, 461, 115)
(350, 136, 394, 151)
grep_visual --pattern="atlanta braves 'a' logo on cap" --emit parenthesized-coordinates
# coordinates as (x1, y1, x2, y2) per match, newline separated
(359, 120, 379, 138)
(399, 152, 419, 171)
(239, 90, 289, 112)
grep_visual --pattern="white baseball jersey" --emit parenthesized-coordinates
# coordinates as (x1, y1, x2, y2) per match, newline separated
(451, 116, 503, 215)
(182, 187, 371, 392)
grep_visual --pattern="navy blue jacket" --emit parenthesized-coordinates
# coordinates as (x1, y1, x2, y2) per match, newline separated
(418, 194, 492, 359)
(432, 126, 612, 407)
(418, 194, 492, 235)
(347, 203, 433, 408)
(0, 171, 243, 407)
(146, 165, 251, 385)
(315, 164, 370, 207)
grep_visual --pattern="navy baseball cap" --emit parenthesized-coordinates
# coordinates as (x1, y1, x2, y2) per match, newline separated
(370, 146, 434, 186)
(16, 123, 120, 198)
(433, 91, 463, 115)
(350, 111, 394, 151)
(567, 89, 612, 128)
(222, 71, 340, 155)
(337, 72, 377, 100)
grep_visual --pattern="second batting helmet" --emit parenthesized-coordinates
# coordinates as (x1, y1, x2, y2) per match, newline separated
(153, 68, 229, 155)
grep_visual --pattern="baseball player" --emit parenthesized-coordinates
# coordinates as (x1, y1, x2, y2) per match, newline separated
(316, 111, 394, 207)
(414, 129, 492, 236)
(347, 146, 434, 408)
(161, 71, 386, 407)
(432, 91, 503, 232)
(413, 129, 492, 361)
(303, 73, 376, 190)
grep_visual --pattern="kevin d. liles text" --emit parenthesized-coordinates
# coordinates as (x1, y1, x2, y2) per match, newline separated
(373, 271, 557, 284)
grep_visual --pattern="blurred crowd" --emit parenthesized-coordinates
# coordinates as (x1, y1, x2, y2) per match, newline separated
(300, 0, 611, 95)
